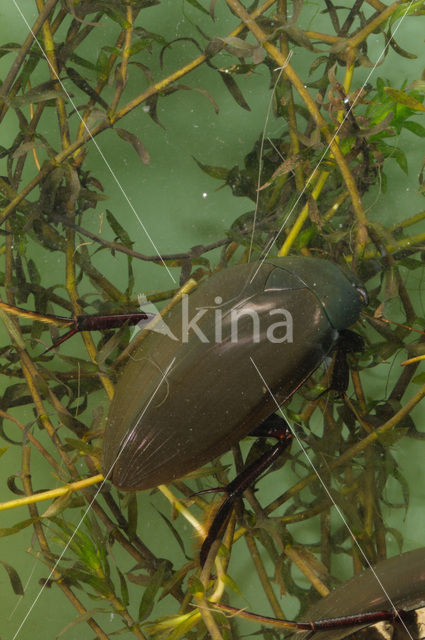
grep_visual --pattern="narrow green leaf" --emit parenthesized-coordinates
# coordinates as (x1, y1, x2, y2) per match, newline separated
(0, 518, 39, 537)
(192, 156, 229, 180)
(138, 561, 169, 621)
(26, 258, 41, 286)
(64, 437, 99, 455)
(0, 560, 24, 595)
(167, 612, 199, 640)
(117, 568, 129, 607)
(389, 466, 410, 510)
(393, 147, 408, 174)
(156, 509, 188, 559)
(384, 87, 425, 111)
(389, 0, 424, 26)
(403, 120, 425, 137)
(219, 71, 250, 111)
(12, 140, 46, 160)
(209, 0, 219, 20)
(56, 608, 109, 638)
(104, 7, 130, 29)
(172, 84, 219, 114)
(412, 371, 425, 384)
(128, 38, 154, 56)
(144, 611, 198, 639)
(41, 492, 73, 518)
(69, 53, 97, 72)
(106, 209, 133, 248)
(66, 66, 108, 110)
(283, 24, 315, 51)
(0, 42, 21, 58)
(8, 86, 66, 107)
(96, 48, 110, 82)
(218, 36, 263, 59)
(116, 128, 150, 165)
(184, 0, 209, 15)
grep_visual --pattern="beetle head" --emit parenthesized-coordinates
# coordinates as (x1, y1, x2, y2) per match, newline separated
(265, 257, 367, 330)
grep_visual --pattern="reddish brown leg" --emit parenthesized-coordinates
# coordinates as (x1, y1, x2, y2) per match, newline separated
(200, 414, 292, 566)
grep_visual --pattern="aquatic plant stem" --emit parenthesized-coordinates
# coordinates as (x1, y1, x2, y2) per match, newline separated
(0, 475, 104, 511)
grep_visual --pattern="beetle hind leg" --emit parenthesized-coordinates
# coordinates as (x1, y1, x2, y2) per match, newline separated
(200, 414, 292, 567)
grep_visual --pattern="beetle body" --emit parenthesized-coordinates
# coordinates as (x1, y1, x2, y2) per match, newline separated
(102, 257, 366, 490)
(289, 547, 425, 640)
(216, 548, 425, 638)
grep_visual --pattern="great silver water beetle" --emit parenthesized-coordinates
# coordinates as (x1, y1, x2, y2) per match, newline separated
(289, 547, 425, 640)
(215, 547, 425, 638)
(0, 255, 367, 564)
(102, 257, 367, 542)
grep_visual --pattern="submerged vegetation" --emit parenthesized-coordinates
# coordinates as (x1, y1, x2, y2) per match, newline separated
(1, 1, 425, 638)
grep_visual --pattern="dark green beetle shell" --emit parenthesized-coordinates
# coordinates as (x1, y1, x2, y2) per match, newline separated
(289, 547, 425, 640)
(102, 257, 366, 490)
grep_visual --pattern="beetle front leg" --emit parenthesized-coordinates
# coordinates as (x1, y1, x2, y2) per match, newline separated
(329, 329, 364, 394)
(0, 300, 157, 353)
(43, 311, 157, 353)
(200, 414, 292, 566)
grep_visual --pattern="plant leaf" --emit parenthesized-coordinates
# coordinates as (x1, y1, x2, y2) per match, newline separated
(7, 84, 66, 107)
(218, 71, 250, 111)
(0, 560, 24, 595)
(138, 561, 169, 621)
(403, 120, 425, 137)
(106, 208, 133, 248)
(0, 518, 40, 537)
(192, 156, 229, 180)
(384, 87, 425, 111)
(116, 128, 150, 164)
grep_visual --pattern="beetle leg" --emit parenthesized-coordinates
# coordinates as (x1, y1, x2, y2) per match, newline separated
(200, 415, 292, 566)
(43, 311, 156, 354)
(329, 329, 364, 395)
(212, 601, 412, 637)
(0, 301, 157, 354)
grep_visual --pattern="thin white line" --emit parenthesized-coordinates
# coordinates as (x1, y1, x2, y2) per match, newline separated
(11, 0, 176, 284)
(11, 357, 176, 640)
(250, 0, 416, 283)
(8, 561, 38, 621)
(248, 52, 292, 261)
(250, 356, 414, 640)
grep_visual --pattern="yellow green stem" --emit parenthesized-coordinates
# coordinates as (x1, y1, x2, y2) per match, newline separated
(278, 171, 329, 256)
(0, 474, 104, 511)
